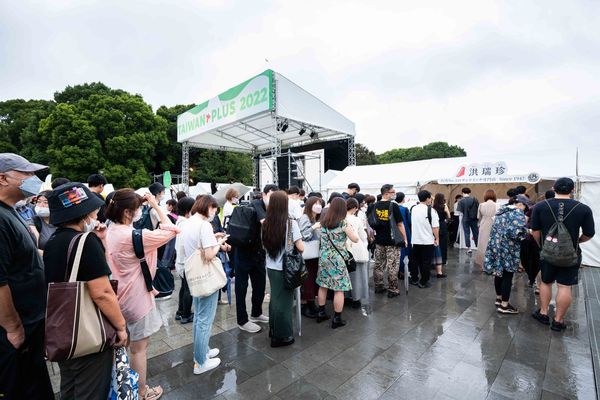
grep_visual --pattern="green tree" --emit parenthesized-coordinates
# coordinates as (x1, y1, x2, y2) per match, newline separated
(355, 143, 379, 165)
(378, 141, 466, 164)
(156, 104, 195, 174)
(0, 99, 55, 163)
(189, 149, 253, 185)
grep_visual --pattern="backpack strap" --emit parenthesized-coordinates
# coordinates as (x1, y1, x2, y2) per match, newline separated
(544, 200, 559, 224)
(562, 202, 581, 222)
(427, 205, 432, 226)
(132, 229, 153, 292)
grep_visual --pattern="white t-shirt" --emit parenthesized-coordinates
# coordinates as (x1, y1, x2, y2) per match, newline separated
(288, 198, 303, 220)
(411, 204, 440, 245)
(265, 220, 302, 271)
(178, 214, 219, 260)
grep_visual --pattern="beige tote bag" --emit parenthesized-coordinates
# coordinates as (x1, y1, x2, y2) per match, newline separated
(184, 221, 227, 298)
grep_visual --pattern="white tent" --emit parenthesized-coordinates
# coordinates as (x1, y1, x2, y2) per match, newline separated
(326, 149, 600, 267)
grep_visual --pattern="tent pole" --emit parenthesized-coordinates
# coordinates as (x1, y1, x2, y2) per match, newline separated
(288, 149, 291, 189)
(182, 142, 190, 194)
(348, 136, 356, 166)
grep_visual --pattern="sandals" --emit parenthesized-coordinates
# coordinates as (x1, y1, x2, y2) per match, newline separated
(142, 385, 163, 400)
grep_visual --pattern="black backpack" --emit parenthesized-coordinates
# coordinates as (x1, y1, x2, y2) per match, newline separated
(227, 205, 259, 247)
(132, 229, 174, 297)
(540, 200, 581, 267)
(133, 205, 154, 231)
(409, 204, 432, 230)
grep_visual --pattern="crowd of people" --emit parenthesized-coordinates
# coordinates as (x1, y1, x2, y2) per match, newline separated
(0, 152, 595, 400)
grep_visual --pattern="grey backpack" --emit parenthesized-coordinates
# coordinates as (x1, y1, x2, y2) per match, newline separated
(540, 200, 580, 267)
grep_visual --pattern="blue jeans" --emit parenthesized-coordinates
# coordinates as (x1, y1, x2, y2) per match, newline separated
(193, 291, 219, 366)
(462, 219, 479, 248)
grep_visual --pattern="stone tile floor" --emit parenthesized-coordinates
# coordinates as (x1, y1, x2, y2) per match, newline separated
(49, 249, 599, 399)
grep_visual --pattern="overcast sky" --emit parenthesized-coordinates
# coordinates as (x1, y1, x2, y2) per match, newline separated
(1, 0, 599, 157)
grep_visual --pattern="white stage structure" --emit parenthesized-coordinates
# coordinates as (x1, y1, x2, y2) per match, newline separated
(177, 70, 356, 191)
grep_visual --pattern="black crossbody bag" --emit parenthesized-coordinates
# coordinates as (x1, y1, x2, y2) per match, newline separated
(325, 228, 357, 273)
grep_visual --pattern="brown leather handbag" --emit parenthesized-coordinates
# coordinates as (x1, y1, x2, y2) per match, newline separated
(45, 232, 118, 362)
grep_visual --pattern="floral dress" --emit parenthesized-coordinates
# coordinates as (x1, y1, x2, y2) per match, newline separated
(483, 206, 528, 277)
(316, 220, 352, 291)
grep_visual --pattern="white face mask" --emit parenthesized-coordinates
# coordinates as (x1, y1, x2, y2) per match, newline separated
(232, 197, 239, 204)
(35, 206, 50, 217)
(361, 204, 368, 212)
(132, 208, 143, 223)
(15, 200, 27, 208)
(84, 218, 97, 232)
(207, 209, 217, 222)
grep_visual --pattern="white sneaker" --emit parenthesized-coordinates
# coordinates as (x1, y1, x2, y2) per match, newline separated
(467, 249, 472, 254)
(249, 314, 269, 324)
(238, 321, 261, 333)
(207, 348, 220, 359)
(218, 299, 229, 305)
(193, 357, 221, 375)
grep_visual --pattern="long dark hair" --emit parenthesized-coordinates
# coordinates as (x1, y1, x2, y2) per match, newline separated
(433, 193, 446, 218)
(262, 191, 289, 259)
(321, 197, 347, 229)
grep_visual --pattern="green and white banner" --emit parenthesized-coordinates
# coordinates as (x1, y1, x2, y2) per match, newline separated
(177, 70, 273, 142)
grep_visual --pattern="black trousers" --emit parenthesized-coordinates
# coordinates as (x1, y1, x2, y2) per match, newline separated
(0, 320, 54, 400)
(494, 271, 514, 302)
(234, 247, 266, 325)
(59, 348, 113, 400)
(521, 237, 540, 285)
(409, 244, 435, 284)
(177, 272, 193, 318)
(439, 227, 448, 265)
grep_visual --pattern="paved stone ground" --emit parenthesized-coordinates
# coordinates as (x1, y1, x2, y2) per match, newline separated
(49, 249, 599, 399)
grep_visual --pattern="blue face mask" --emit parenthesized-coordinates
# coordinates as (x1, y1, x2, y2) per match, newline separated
(18, 175, 44, 198)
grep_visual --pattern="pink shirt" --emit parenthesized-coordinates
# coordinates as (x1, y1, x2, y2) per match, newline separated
(106, 224, 177, 323)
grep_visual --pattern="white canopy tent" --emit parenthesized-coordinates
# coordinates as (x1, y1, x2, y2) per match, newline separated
(326, 149, 600, 267)
(177, 70, 356, 190)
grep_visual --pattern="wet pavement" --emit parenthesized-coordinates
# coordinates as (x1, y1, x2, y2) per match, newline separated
(49, 249, 600, 399)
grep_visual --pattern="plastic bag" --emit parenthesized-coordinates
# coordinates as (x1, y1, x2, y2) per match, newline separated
(108, 347, 139, 400)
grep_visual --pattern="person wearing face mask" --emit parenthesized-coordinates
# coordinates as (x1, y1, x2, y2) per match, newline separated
(232, 184, 278, 333)
(0, 153, 54, 400)
(30, 191, 57, 253)
(220, 187, 240, 229)
(104, 189, 179, 400)
(43, 182, 128, 399)
(298, 196, 325, 318)
(179, 195, 231, 373)
(484, 195, 529, 315)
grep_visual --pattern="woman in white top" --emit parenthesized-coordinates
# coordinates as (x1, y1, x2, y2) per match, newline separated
(262, 191, 304, 347)
(220, 188, 239, 228)
(178, 195, 231, 375)
(345, 198, 370, 309)
(297, 196, 324, 318)
(475, 189, 499, 269)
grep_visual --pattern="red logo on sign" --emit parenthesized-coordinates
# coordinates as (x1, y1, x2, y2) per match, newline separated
(456, 167, 465, 177)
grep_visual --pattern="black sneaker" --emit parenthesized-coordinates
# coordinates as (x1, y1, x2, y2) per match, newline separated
(436, 273, 447, 278)
(418, 282, 431, 289)
(175, 312, 182, 321)
(497, 304, 519, 314)
(494, 298, 502, 307)
(551, 319, 567, 332)
(352, 300, 362, 309)
(532, 309, 550, 325)
(374, 287, 387, 294)
(180, 315, 194, 324)
(409, 279, 420, 286)
(387, 291, 400, 298)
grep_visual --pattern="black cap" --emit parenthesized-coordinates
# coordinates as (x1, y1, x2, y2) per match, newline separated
(48, 182, 105, 225)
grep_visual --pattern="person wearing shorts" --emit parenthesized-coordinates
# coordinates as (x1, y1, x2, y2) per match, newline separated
(531, 177, 595, 332)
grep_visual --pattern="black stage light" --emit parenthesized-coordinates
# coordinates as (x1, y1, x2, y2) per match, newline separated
(281, 121, 289, 132)
(309, 130, 317, 139)
(298, 127, 306, 136)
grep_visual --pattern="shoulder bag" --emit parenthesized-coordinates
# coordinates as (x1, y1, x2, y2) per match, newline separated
(282, 219, 308, 289)
(388, 203, 406, 247)
(45, 232, 118, 362)
(325, 227, 357, 272)
(184, 220, 227, 297)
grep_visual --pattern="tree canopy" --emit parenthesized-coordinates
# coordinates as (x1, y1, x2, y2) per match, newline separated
(356, 141, 466, 166)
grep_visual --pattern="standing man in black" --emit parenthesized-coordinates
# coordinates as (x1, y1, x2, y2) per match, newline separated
(235, 184, 278, 333)
(531, 177, 595, 331)
(0, 153, 53, 399)
(457, 187, 479, 253)
(87, 173, 108, 223)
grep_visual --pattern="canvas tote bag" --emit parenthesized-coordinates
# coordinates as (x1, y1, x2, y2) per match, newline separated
(184, 220, 227, 297)
(45, 232, 117, 362)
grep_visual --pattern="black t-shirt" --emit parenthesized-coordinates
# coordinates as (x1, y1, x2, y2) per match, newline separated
(93, 192, 107, 223)
(43, 228, 112, 284)
(373, 201, 403, 246)
(531, 198, 595, 256)
(0, 200, 47, 326)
